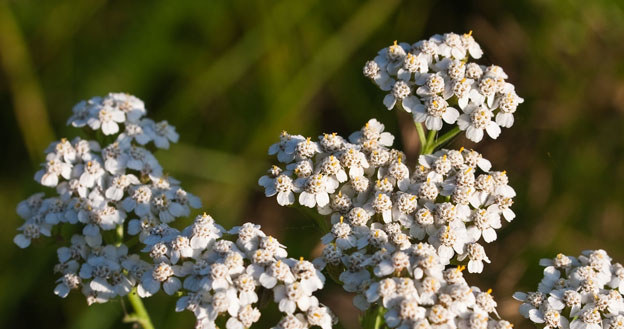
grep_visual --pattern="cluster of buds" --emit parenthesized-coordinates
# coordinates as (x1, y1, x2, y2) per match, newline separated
(139, 213, 334, 329)
(515, 250, 624, 329)
(363, 32, 523, 142)
(14, 93, 201, 303)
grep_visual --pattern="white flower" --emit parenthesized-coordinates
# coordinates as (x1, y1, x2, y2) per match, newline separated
(88, 105, 125, 135)
(122, 185, 153, 217)
(517, 250, 624, 329)
(54, 273, 82, 298)
(457, 104, 501, 142)
(77, 159, 106, 188)
(458, 243, 490, 273)
(495, 89, 524, 128)
(227, 305, 261, 329)
(140, 262, 182, 296)
(152, 191, 186, 223)
(14, 222, 52, 248)
(570, 308, 602, 329)
(306, 305, 333, 329)
(348, 119, 395, 148)
(145, 120, 179, 149)
(461, 31, 483, 59)
(294, 137, 320, 160)
(410, 96, 459, 131)
(384, 80, 414, 110)
(34, 158, 72, 187)
(296, 174, 336, 208)
(259, 173, 299, 206)
(107, 92, 146, 122)
(105, 174, 140, 201)
(467, 209, 501, 243)
(268, 132, 305, 163)
(117, 121, 152, 145)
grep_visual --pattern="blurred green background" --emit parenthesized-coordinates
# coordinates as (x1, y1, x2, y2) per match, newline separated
(2, 0, 624, 328)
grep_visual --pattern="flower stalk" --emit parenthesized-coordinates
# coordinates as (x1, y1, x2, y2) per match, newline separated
(124, 290, 155, 329)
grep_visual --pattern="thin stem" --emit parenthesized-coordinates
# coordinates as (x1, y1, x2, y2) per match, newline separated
(426, 129, 436, 146)
(421, 129, 437, 155)
(362, 305, 386, 329)
(124, 290, 155, 329)
(426, 127, 461, 153)
(115, 224, 124, 247)
(414, 122, 427, 154)
(373, 307, 384, 329)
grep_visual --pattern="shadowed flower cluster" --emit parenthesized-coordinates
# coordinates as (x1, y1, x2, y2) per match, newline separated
(15, 93, 201, 303)
(515, 250, 624, 329)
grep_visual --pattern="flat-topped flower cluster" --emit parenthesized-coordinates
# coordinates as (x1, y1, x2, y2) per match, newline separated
(15, 93, 201, 302)
(15, 93, 334, 329)
(515, 250, 624, 329)
(364, 32, 523, 142)
(260, 119, 515, 275)
(260, 118, 516, 326)
(138, 213, 333, 329)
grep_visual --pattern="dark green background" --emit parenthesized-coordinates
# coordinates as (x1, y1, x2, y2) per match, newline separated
(2, 0, 624, 328)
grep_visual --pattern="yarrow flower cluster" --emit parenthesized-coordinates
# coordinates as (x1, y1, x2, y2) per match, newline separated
(260, 119, 515, 276)
(139, 213, 334, 329)
(515, 250, 624, 329)
(260, 118, 517, 327)
(363, 32, 524, 142)
(14, 93, 201, 303)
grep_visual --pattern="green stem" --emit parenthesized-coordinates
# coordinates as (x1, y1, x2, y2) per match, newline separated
(362, 305, 386, 329)
(426, 129, 436, 146)
(124, 290, 155, 329)
(414, 122, 427, 154)
(115, 224, 124, 247)
(373, 308, 384, 329)
(425, 127, 461, 154)
(420, 129, 437, 155)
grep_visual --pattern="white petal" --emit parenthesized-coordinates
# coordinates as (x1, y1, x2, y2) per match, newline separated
(299, 192, 316, 208)
(466, 126, 484, 142)
(316, 192, 329, 207)
(442, 107, 459, 124)
(54, 283, 71, 298)
(259, 273, 278, 289)
(402, 96, 419, 113)
(163, 277, 181, 295)
(482, 228, 497, 243)
(277, 191, 295, 206)
(485, 121, 501, 139)
(425, 116, 443, 131)
(13, 234, 31, 248)
(383, 94, 397, 110)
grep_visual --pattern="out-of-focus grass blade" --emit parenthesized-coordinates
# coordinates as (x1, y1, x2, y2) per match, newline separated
(68, 302, 121, 329)
(159, 143, 265, 223)
(245, 0, 402, 155)
(160, 0, 317, 119)
(0, 2, 54, 163)
(35, 0, 108, 63)
(159, 143, 251, 184)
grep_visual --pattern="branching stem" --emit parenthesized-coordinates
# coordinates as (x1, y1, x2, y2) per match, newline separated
(124, 290, 155, 329)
